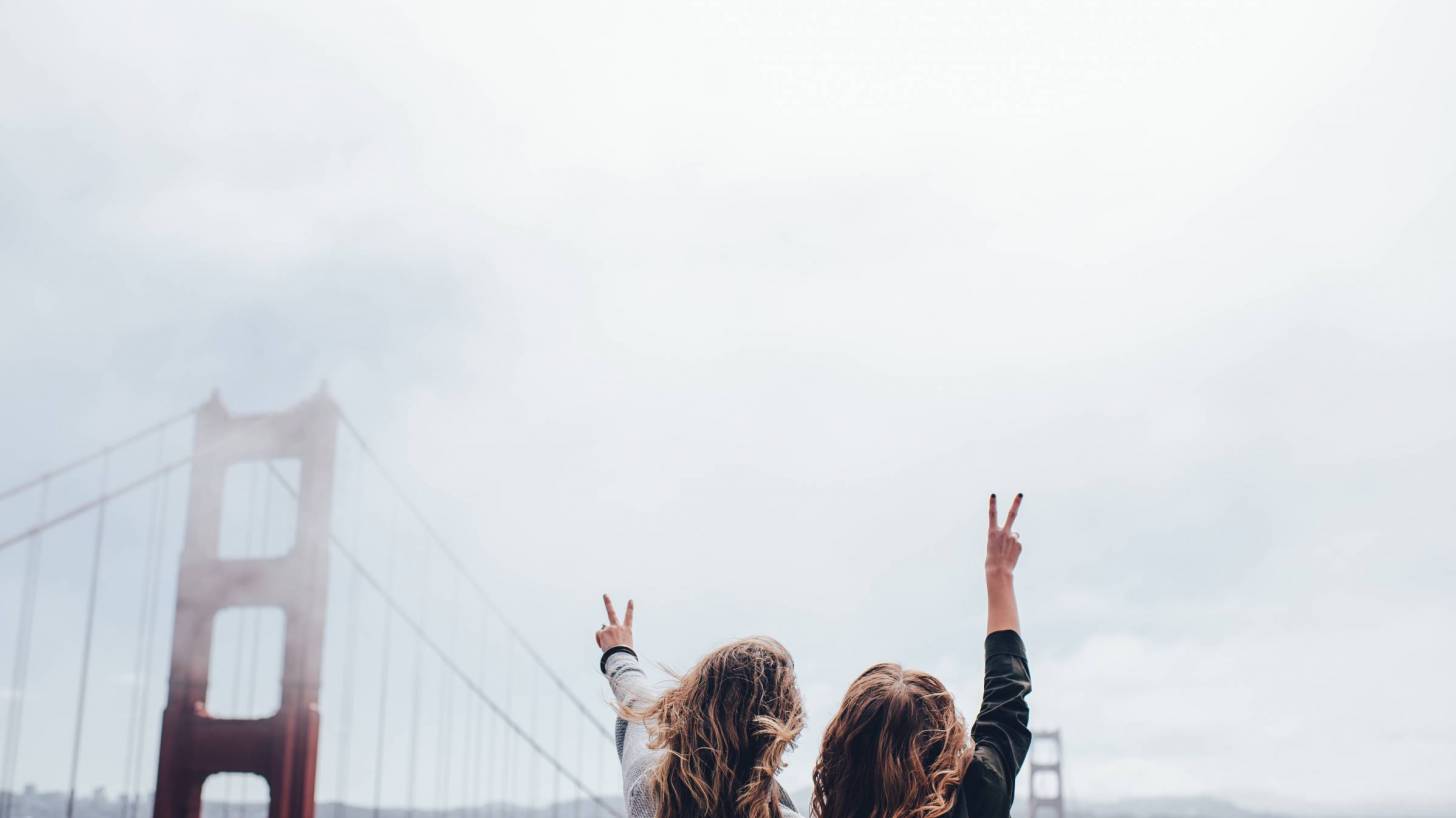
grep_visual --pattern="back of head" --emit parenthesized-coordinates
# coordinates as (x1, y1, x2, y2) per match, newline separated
(642, 636, 804, 818)
(813, 663, 970, 818)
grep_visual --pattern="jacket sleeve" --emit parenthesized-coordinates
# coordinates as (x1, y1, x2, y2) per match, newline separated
(957, 630, 1032, 817)
(601, 647, 661, 818)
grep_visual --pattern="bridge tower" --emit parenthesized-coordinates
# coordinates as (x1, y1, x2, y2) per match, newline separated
(153, 391, 338, 818)
(1027, 729, 1065, 818)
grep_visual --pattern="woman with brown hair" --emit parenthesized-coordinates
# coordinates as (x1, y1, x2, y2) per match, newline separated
(593, 595, 807, 818)
(813, 493, 1033, 818)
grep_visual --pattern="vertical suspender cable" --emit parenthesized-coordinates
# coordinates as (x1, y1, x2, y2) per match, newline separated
(596, 721, 606, 807)
(337, 439, 367, 817)
(461, 671, 475, 818)
(334, 566, 359, 818)
(438, 574, 460, 810)
(480, 687, 492, 815)
(121, 433, 168, 818)
(474, 666, 486, 814)
(370, 500, 398, 818)
(474, 608, 491, 818)
(529, 663, 540, 811)
(434, 657, 446, 809)
(482, 607, 494, 818)
(65, 450, 111, 818)
(502, 638, 514, 816)
(552, 694, 562, 818)
(226, 466, 262, 818)
(459, 658, 473, 818)
(574, 715, 583, 818)
(405, 640, 423, 818)
(428, 569, 438, 805)
(243, 469, 270, 717)
(487, 615, 502, 818)
(0, 479, 48, 818)
(243, 470, 271, 818)
(128, 456, 174, 818)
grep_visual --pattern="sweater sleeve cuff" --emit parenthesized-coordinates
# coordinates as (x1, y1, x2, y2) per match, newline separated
(600, 645, 638, 674)
(985, 630, 1027, 659)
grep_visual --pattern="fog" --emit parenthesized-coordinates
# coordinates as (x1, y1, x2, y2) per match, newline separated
(2, 0, 1454, 815)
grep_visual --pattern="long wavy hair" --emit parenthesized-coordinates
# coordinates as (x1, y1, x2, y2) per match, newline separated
(628, 636, 805, 818)
(812, 663, 970, 818)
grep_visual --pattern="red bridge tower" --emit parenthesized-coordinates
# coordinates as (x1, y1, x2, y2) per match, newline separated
(153, 392, 338, 818)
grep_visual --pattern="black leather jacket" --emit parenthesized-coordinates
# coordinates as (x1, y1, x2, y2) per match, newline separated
(948, 630, 1034, 818)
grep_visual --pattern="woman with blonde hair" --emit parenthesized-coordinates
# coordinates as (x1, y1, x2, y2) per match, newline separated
(813, 493, 1033, 818)
(593, 595, 807, 818)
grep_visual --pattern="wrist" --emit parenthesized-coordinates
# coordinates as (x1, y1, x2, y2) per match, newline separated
(599, 644, 638, 674)
(985, 566, 1016, 585)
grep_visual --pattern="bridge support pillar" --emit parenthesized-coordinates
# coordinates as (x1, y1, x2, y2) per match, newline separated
(153, 391, 338, 818)
(1027, 729, 1065, 818)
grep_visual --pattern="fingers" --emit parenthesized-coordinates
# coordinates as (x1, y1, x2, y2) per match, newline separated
(1003, 493, 1023, 531)
(624, 599, 634, 629)
(603, 594, 619, 626)
(988, 493, 998, 529)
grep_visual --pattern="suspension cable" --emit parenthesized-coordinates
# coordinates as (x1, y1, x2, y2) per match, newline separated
(0, 451, 197, 553)
(3, 398, 623, 817)
(0, 404, 199, 504)
(334, 412, 614, 741)
(264, 464, 623, 817)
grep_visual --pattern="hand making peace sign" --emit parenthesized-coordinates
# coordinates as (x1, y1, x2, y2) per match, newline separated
(986, 492, 1024, 578)
(595, 594, 635, 651)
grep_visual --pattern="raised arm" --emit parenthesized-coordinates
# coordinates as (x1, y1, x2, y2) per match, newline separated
(594, 594, 659, 818)
(959, 493, 1033, 817)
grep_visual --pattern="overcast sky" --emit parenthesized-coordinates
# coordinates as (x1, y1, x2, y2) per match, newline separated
(2, 0, 1454, 814)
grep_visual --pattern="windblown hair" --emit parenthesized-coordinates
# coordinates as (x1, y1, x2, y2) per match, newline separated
(812, 663, 970, 818)
(629, 637, 804, 818)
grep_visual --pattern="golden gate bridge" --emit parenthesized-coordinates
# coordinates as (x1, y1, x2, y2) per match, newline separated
(0, 391, 624, 818)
